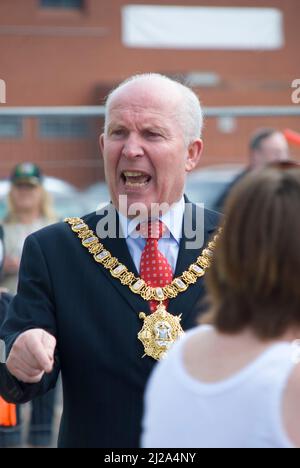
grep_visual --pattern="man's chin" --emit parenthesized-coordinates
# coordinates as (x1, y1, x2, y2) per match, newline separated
(115, 192, 158, 219)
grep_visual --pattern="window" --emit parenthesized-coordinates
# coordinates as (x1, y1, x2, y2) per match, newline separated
(0, 117, 23, 138)
(40, 0, 83, 9)
(39, 117, 91, 139)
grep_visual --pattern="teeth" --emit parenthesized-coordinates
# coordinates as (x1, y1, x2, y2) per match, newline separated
(126, 181, 148, 187)
(122, 171, 151, 188)
(123, 171, 145, 177)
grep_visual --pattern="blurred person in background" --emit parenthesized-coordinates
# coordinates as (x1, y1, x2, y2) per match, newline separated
(249, 128, 290, 169)
(143, 165, 300, 449)
(1, 163, 58, 448)
(215, 128, 291, 212)
(1, 163, 57, 293)
(0, 225, 22, 447)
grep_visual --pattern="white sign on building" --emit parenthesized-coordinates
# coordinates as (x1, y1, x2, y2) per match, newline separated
(0, 79, 6, 104)
(122, 5, 284, 50)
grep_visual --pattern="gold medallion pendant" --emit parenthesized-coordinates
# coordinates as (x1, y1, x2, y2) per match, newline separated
(65, 217, 219, 361)
(138, 303, 184, 361)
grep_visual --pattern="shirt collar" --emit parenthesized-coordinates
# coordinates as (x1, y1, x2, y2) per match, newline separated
(118, 196, 185, 246)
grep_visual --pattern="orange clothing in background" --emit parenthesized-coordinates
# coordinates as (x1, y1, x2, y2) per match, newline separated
(0, 397, 17, 427)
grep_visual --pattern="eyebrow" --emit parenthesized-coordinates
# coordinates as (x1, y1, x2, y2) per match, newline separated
(107, 123, 170, 135)
(142, 125, 167, 133)
(106, 123, 127, 136)
(107, 123, 125, 131)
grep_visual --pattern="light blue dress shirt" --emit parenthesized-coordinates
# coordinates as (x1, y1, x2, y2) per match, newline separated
(118, 197, 185, 275)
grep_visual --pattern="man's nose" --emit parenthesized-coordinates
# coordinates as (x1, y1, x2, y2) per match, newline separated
(122, 134, 144, 159)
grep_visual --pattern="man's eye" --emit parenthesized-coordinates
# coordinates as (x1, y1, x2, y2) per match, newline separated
(145, 131, 161, 138)
(111, 129, 125, 136)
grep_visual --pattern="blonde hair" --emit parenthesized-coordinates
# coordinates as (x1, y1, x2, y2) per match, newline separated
(5, 186, 58, 224)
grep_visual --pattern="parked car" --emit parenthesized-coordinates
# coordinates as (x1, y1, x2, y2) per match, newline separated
(186, 165, 245, 211)
(80, 182, 111, 214)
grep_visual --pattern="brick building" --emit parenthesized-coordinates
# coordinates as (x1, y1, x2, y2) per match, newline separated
(0, 0, 299, 187)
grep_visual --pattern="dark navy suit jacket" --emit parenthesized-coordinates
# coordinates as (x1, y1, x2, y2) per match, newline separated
(0, 200, 220, 448)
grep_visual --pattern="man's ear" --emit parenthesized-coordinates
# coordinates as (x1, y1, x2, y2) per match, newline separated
(185, 139, 204, 173)
(99, 134, 105, 159)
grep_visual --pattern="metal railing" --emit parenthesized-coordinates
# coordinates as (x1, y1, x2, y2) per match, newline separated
(0, 105, 300, 117)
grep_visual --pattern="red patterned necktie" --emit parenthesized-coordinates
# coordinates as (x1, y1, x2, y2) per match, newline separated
(139, 220, 173, 313)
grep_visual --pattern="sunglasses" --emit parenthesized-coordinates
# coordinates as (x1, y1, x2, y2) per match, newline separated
(13, 182, 39, 189)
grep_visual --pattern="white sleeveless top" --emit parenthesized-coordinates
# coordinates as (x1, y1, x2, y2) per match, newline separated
(142, 326, 296, 449)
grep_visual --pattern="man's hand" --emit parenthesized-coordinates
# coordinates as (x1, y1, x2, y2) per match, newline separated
(6, 329, 56, 384)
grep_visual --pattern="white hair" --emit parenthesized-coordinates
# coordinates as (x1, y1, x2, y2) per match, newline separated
(104, 73, 204, 145)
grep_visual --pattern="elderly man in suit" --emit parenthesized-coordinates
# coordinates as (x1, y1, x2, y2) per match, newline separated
(0, 74, 220, 448)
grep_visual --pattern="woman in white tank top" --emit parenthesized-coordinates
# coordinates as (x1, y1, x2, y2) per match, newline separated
(142, 165, 300, 449)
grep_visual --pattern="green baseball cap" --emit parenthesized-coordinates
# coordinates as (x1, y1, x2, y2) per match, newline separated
(10, 162, 43, 186)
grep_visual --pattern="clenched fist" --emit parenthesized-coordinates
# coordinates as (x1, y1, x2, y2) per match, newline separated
(6, 329, 56, 384)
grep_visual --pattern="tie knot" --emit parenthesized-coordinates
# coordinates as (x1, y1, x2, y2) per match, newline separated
(139, 220, 166, 240)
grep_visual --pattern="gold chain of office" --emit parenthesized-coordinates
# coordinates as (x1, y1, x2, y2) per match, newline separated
(64, 217, 219, 303)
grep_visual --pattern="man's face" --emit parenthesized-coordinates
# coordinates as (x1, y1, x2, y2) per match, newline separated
(252, 133, 290, 168)
(100, 84, 202, 217)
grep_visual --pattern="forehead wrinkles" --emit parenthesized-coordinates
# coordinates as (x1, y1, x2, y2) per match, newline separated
(110, 101, 177, 117)
(107, 103, 181, 132)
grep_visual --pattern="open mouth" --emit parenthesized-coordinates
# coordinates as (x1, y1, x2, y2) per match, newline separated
(121, 171, 152, 188)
